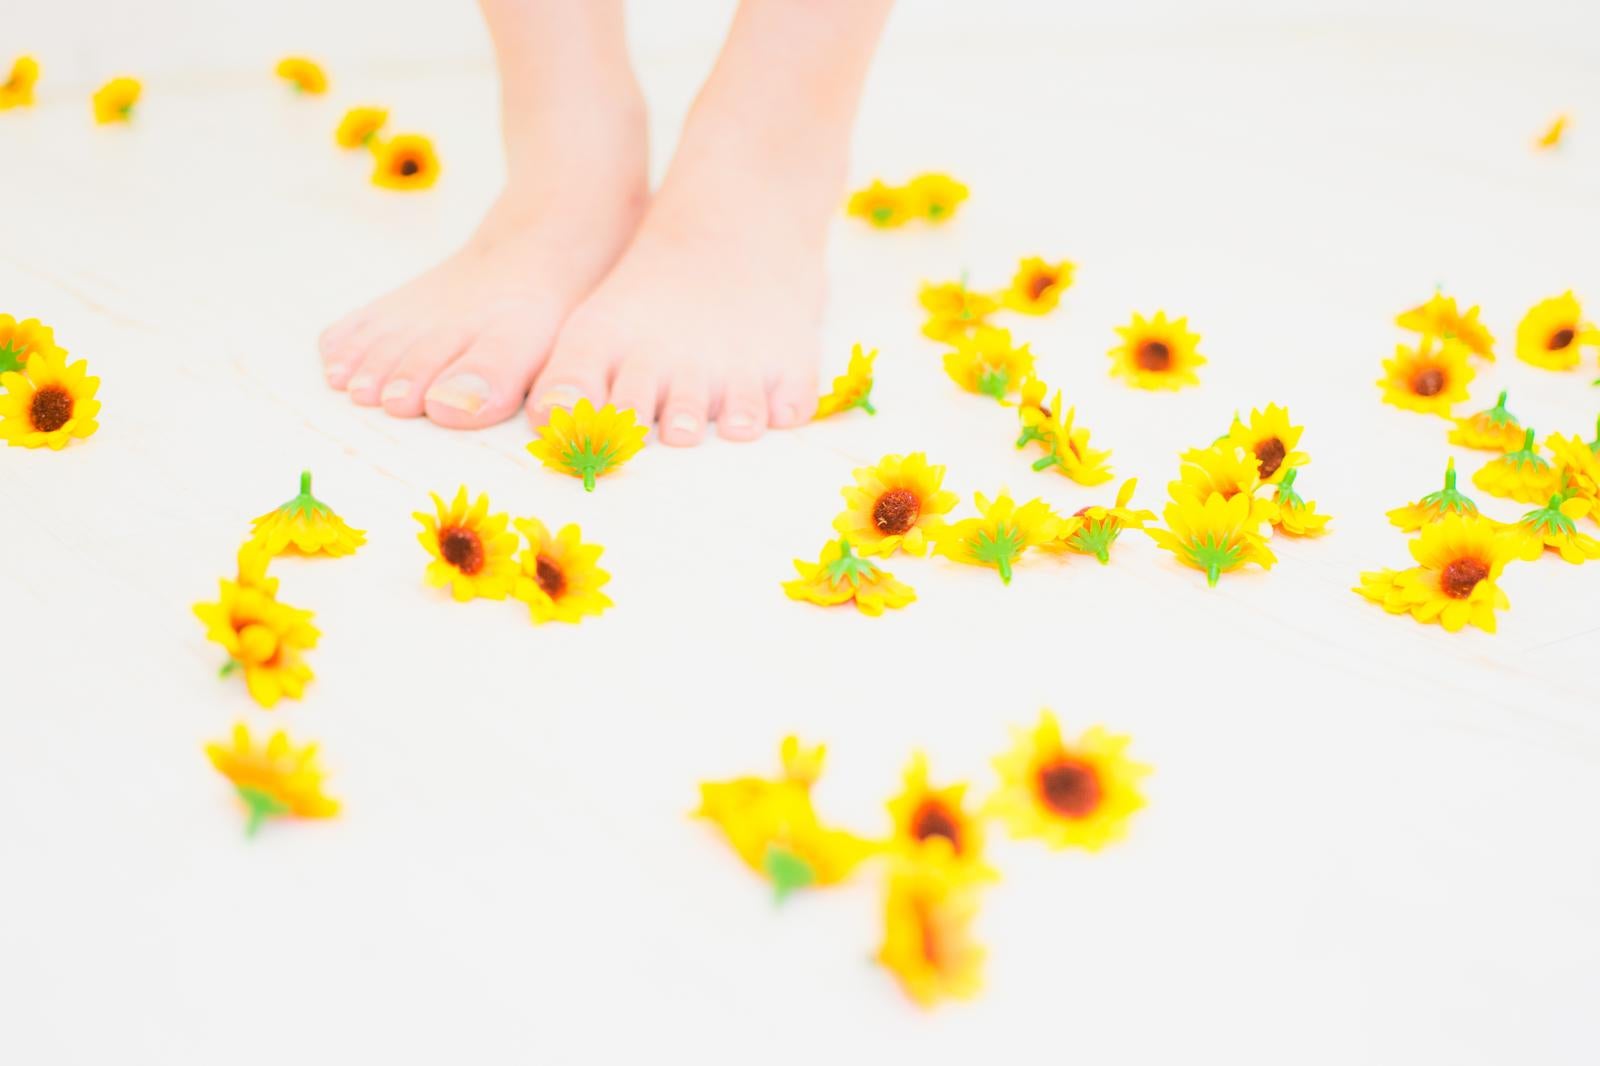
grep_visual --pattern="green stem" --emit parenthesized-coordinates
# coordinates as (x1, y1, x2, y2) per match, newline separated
(997, 557, 1013, 584)
(299, 470, 313, 496)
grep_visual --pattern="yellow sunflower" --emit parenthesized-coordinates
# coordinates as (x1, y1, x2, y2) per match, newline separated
(1014, 376, 1052, 448)
(943, 326, 1035, 401)
(1377, 336, 1474, 416)
(0, 56, 39, 110)
(0, 347, 101, 449)
(1473, 427, 1560, 504)
(989, 711, 1150, 852)
(1108, 311, 1205, 390)
(877, 856, 985, 1008)
(1448, 390, 1524, 452)
(886, 753, 992, 877)
(1546, 418, 1600, 505)
(1001, 256, 1075, 315)
(782, 539, 916, 616)
(1396, 293, 1496, 360)
(235, 541, 278, 596)
(1169, 443, 1276, 529)
(846, 179, 912, 228)
(371, 133, 440, 191)
(1270, 468, 1331, 537)
(274, 56, 328, 94)
(813, 343, 877, 419)
(1388, 458, 1479, 531)
(248, 470, 366, 557)
(1029, 403, 1114, 486)
(335, 105, 388, 149)
(526, 398, 646, 491)
(1508, 493, 1600, 564)
(206, 724, 339, 837)
(511, 517, 612, 624)
(1354, 513, 1517, 633)
(1535, 113, 1569, 150)
(933, 491, 1060, 584)
(1148, 490, 1277, 586)
(919, 279, 998, 342)
(834, 452, 957, 557)
(905, 173, 968, 223)
(1222, 403, 1308, 484)
(0, 314, 58, 374)
(91, 76, 140, 124)
(1046, 478, 1154, 564)
(1516, 292, 1599, 370)
(414, 486, 519, 601)
(193, 578, 319, 708)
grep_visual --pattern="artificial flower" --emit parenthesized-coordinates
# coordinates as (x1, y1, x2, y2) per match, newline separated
(1169, 443, 1276, 529)
(1535, 114, 1569, 150)
(1545, 417, 1600, 505)
(1515, 292, 1599, 370)
(1396, 293, 1496, 360)
(235, 541, 278, 595)
(511, 517, 612, 623)
(248, 470, 366, 557)
(1353, 513, 1516, 633)
(919, 279, 997, 342)
(0, 347, 100, 449)
(1028, 402, 1114, 485)
(526, 397, 646, 491)
(813, 343, 877, 419)
(989, 711, 1150, 852)
(943, 326, 1034, 401)
(1270, 468, 1331, 537)
(91, 76, 140, 124)
(414, 486, 519, 601)
(886, 753, 991, 876)
(1507, 493, 1600, 564)
(0, 314, 57, 374)
(193, 577, 319, 707)
(1448, 389, 1524, 452)
(846, 180, 911, 228)
(1388, 458, 1478, 531)
(1001, 256, 1074, 315)
(0, 56, 39, 110)
(1222, 403, 1308, 484)
(877, 857, 985, 1008)
(1108, 311, 1204, 390)
(1472, 427, 1559, 504)
(833, 451, 957, 557)
(371, 133, 440, 191)
(335, 106, 388, 148)
(782, 539, 916, 616)
(274, 56, 328, 94)
(933, 491, 1060, 584)
(1377, 335, 1473, 416)
(1014, 376, 1052, 449)
(206, 724, 339, 836)
(1046, 478, 1154, 563)
(905, 173, 968, 222)
(1148, 490, 1276, 586)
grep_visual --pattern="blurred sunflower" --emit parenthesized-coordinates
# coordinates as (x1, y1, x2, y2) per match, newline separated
(905, 173, 968, 222)
(0, 347, 100, 449)
(1270, 468, 1331, 537)
(933, 491, 1060, 584)
(989, 711, 1150, 852)
(193, 578, 319, 708)
(1047, 478, 1154, 563)
(249, 470, 366, 557)
(1108, 311, 1204, 390)
(943, 326, 1034, 401)
(414, 486, 519, 601)
(372, 133, 440, 191)
(0, 56, 39, 109)
(1448, 390, 1524, 452)
(1148, 490, 1276, 586)
(1396, 293, 1495, 360)
(782, 539, 916, 616)
(1222, 403, 1307, 484)
(1354, 513, 1516, 633)
(846, 180, 911, 228)
(813, 343, 877, 419)
(335, 105, 388, 148)
(91, 76, 140, 124)
(1472, 428, 1559, 504)
(511, 518, 613, 623)
(886, 753, 991, 877)
(527, 398, 646, 491)
(206, 724, 339, 836)
(833, 451, 957, 557)
(1377, 336, 1473, 416)
(274, 56, 328, 94)
(877, 857, 985, 1008)
(1534, 114, 1569, 150)
(1515, 292, 1598, 370)
(1001, 256, 1074, 315)
(1507, 493, 1600, 565)
(1388, 458, 1478, 531)
(1030, 405, 1114, 486)
(1169, 443, 1276, 529)
(919, 279, 997, 342)
(0, 314, 57, 374)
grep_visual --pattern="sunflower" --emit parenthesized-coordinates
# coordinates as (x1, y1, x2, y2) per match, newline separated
(886, 753, 991, 877)
(1377, 336, 1473, 416)
(414, 486, 519, 601)
(91, 76, 140, 124)
(1222, 403, 1307, 484)
(782, 539, 916, 616)
(1270, 468, 1331, 537)
(877, 857, 985, 1008)
(1516, 292, 1599, 370)
(989, 711, 1149, 852)
(846, 179, 912, 228)
(933, 491, 1060, 584)
(0, 347, 101, 449)
(206, 724, 339, 836)
(235, 541, 278, 596)
(274, 56, 328, 94)
(1448, 390, 1524, 452)
(1169, 443, 1276, 529)
(1508, 493, 1600, 564)
(1108, 311, 1204, 391)
(526, 398, 646, 491)
(1396, 293, 1496, 360)
(1353, 513, 1516, 633)
(0, 314, 57, 374)
(834, 452, 957, 557)
(1535, 114, 1569, 150)
(1546, 418, 1600, 505)
(335, 106, 388, 149)
(1046, 478, 1154, 563)
(193, 577, 319, 707)
(1014, 376, 1052, 449)
(1001, 257, 1074, 315)
(0, 56, 39, 110)
(1148, 490, 1276, 586)
(1473, 427, 1560, 504)
(813, 343, 877, 420)
(919, 279, 998, 342)
(371, 133, 440, 191)
(943, 326, 1035, 401)
(1029, 404, 1114, 486)
(511, 517, 613, 623)
(905, 173, 968, 222)
(248, 470, 366, 557)
(1388, 458, 1478, 531)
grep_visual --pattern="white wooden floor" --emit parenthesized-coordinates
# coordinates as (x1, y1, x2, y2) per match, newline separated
(2, 3, 1597, 1063)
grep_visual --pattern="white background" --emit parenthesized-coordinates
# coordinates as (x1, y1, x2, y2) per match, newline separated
(1, 1, 1597, 1063)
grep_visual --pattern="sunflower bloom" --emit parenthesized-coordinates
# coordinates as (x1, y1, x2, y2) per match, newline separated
(1169, 443, 1277, 529)
(943, 326, 1035, 401)
(1148, 490, 1276, 586)
(0, 314, 58, 375)
(193, 578, 319, 708)
(846, 179, 912, 228)
(877, 857, 986, 1008)
(91, 76, 140, 124)
(1029, 403, 1114, 486)
(989, 711, 1150, 852)
(1473, 428, 1560, 504)
(886, 753, 993, 878)
(206, 724, 339, 836)
(1388, 458, 1478, 531)
(1516, 292, 1599, 370)
(919, 279, 998, 342)
(1108, 311, 1204, 390)
(0, 347, 100, 449)
(782, 539, 916, 616)
(1223, 403, 1308, 484)
(833, 452, 957, 557)
(1396, 293, 1495, 360)
(905, 173, 968, 222)
(526, 398, 646, 491)
(414, 487, 519, 601)
(511, 518, 612, 623)
(1270, 468, 1331, 537)
(1535, 114, 1569, 150)
(335, 106, 387, 148)
(1508, 493, 1600, 564)
(1353, 513, 1517, 633)
(934, 491, 1060, 584)
(1377, 335, 1473, 416)
(249, 470, 366, 557)
(371, 133, 440, 191)
(813, 343, 877, 420)
(1448, 390, 1524, 452)
(274, 56, 328, 94)
(0, 56, 39, 110)
(1545, 418, 1600, 505)
(1001, 256, 1074, 315)
(1046, 478, 1154, 564)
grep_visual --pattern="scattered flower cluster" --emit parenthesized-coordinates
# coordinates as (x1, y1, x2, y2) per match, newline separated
(847, 173, 968, 228)
(269, 55, 441, 191)
(0, 315, 100, 449)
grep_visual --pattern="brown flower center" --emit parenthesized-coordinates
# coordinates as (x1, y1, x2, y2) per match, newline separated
(534, 555, 566, 598)
(1440, 557, 1489, 599)
(1136, 341, 1171, 371)
(1026, 271, 1055, 300)
(29, 386, 73, 433)
(1549, 327, 1575, 350)
(873, 488, 921, 536)
(1036, 758, 1102, 819)
(1254, 437, 1287, 479)
(910, 801, 962, 854)
(397, 157, 421, 177)
(439, 527, 485, 575)
(1412, 367, 1445, 396)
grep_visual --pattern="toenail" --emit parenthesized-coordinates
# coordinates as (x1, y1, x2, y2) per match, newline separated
(534, 384, 583, 412)
(668, 412, 701, 436)
(381, 379, 412, 403)
(427, 373, 491, 414)
(349, 372, 375, 392)
(724, 411, 753, 431)
(777, 404, 801, 425)
(325, 363, 348, 383)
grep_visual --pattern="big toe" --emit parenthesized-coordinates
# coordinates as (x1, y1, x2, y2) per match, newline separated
(423, 306, 557, 429)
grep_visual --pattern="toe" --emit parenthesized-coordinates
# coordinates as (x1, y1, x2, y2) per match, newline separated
(321, 319, 379, 389)
(382, 326, 474, 418)
(604, 357, 662, 431)
(424, 309, 555, 429)
(658, 368, 711, 447)
(716, 370, 769, 442)
(767, 361, 820, 430)
(527, 320, 616, 421)
(347, 331, 416, 406)
(319, 313, 367, 366)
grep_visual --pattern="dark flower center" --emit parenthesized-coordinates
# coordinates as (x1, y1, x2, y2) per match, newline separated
(398, 157, 421, 177)
(29, 386, 72, 433)
(1136, 341, 1171, 371)
(1440, 557, 1489, 599)
(1254, 437, 1287, 479)
(873, 488, 921, 536)
(1549, 327, 1575, 350)
(439, 527, 485, 575)
(1036, 759, 1102, 819)
(1412, 367, 1445, 396)
(534, 555, 566, 598)
(1026, 271, 1056, 300)
(910, 801, 962, 853)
